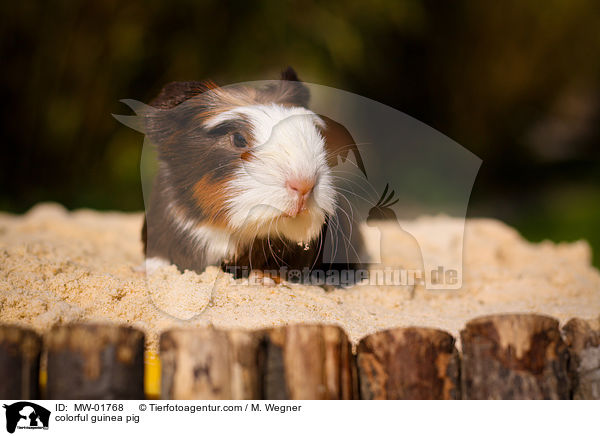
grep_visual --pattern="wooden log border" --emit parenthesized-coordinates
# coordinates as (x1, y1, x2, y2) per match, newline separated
(0, 313, 598, 400)
(461, 314, 570, 399)
(357, 327, 460, 399)
(0, 325, 42, 399)
(46, 324, 145, 400)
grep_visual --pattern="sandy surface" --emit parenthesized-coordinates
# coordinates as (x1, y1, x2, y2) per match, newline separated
(1, 203, 599, 351)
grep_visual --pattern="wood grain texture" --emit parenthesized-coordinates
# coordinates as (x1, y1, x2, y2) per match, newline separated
(46, 324, 144, 399)
(259, 324, 357, 400)
(461, 314, 570, 399)
(563, 317, 600, 399)
(160, 328, 261, 399)
(357, 327, 460, 399)
(0, 325, 41, 399)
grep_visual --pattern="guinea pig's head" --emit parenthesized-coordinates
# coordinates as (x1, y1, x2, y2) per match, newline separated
(147, 68, 346, 245)
(204, 104, 336, 243)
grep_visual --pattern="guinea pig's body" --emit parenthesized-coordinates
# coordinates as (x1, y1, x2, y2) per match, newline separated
(142, 68, 362, 282)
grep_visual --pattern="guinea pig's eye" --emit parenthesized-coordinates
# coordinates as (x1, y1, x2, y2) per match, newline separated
(231, 132, 248, 148)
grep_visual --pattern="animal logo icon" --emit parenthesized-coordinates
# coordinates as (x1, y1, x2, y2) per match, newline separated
(2, 402, 50, 434)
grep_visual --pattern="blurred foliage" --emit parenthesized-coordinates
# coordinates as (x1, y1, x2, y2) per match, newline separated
(1, 0, 599, 265)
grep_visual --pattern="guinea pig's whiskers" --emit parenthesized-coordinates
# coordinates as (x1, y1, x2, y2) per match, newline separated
(272, 218, 292, 253)
(324, 141, 372, 170)
(272, 217, 294, 268)
(330, 169, 380, 199)
(334, 207, 357, 263)
(267, 217, 285, 269)
(328, 195, 363, 263)
(263, 219, 272, 268)
(324, 141, 373, 157)
(331, 183, 375, 206)
(336, 190, 356, 227)
(327, 213, 341, 264)
(309, 224, 325, 272)
(267, 218, 285, 269)
(330, 170, 378, 193)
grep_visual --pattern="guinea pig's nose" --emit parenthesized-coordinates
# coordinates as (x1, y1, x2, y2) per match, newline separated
(286, 178, 315, 197)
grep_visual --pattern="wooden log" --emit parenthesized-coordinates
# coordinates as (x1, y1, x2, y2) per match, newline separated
(160, 328, 262, 399)
(259, 324, 357, 400)
(0, 325, 42, 399)
(563, 317, 600, 399)
(461, 314, 570, 399)
(46, 324, 145, 399)
(356, 327, 460, 399)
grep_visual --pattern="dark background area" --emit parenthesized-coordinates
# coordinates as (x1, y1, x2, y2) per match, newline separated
(1, 1, 599, 265)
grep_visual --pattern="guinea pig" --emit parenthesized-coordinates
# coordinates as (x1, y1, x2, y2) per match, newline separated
(141, 67, 365, 284)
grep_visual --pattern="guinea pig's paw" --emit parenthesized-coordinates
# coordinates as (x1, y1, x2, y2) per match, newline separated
(142, 257, 171, 274)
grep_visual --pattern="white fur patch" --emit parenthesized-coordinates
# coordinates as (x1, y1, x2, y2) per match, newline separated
(208, 104, 337, 243)
(144, 257, 171, 274)
(167, 204, 236, 264)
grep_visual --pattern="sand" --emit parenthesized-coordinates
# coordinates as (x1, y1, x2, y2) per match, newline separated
(1, 203, 599, 352)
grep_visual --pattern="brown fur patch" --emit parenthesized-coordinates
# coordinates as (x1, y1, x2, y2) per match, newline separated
(192, 175, 232, 227)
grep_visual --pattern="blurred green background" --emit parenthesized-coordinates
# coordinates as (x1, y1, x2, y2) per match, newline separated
(1, 0, 599, 266)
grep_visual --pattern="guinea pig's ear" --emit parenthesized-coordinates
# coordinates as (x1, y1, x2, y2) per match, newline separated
(149, 81, 217, 109)
(281, 66, 301, 82)
(319, 114, 368, 179)
(273, 66, 311, 108)
(142, 80, 222, 146)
